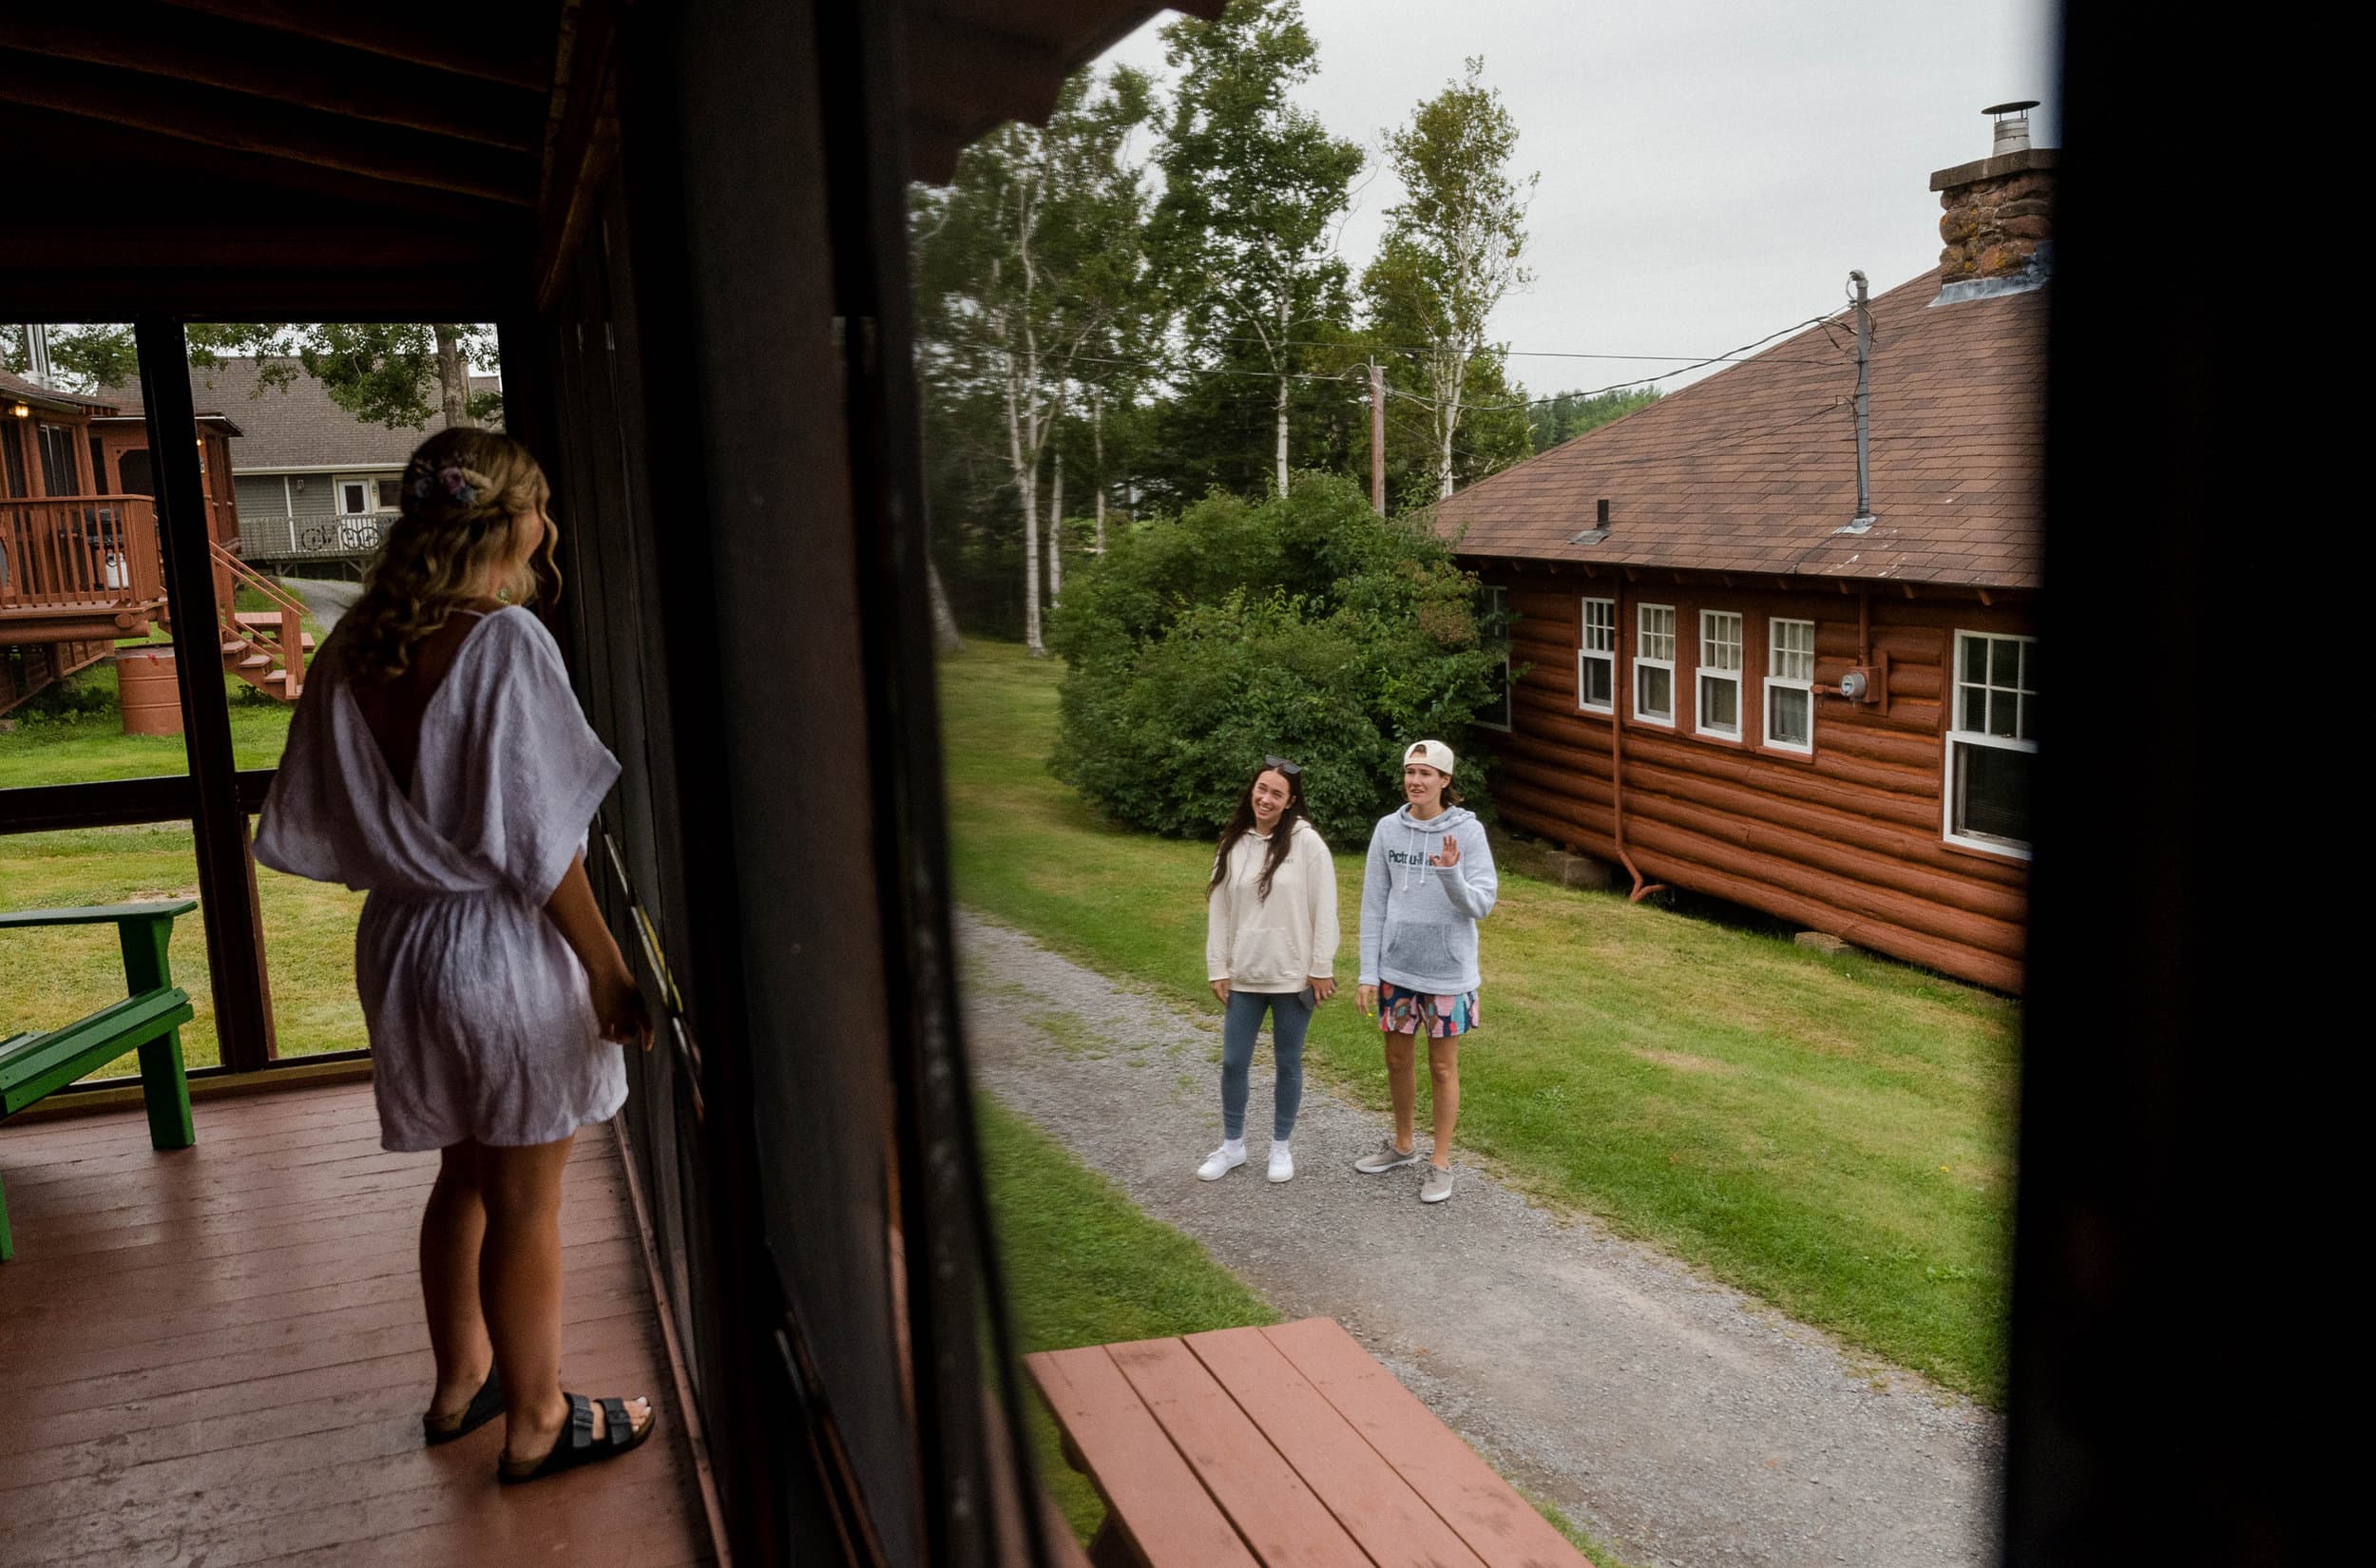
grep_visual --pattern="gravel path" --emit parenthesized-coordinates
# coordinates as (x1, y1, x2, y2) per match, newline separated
(277, 576, 362, 633)
(960, 910, 2002, 1568)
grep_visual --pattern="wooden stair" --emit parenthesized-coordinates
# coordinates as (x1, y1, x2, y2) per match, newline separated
(210, 542, 316, 702)
(219, 611, 314, 699)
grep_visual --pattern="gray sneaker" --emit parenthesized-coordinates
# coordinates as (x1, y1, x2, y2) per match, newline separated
(1354, 1138, 1421, 1174)
(1420, 1164, 1455, 1203)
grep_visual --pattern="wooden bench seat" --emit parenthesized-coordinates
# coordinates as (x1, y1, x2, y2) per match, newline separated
(0, 900, 200, 1261)
(1027, 1316, 1591, 1568)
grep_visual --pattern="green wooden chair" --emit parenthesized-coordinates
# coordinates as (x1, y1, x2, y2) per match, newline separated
(0, 900, 201, 1261)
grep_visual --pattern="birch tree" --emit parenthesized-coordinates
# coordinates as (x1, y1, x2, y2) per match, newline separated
(912, 68, 1156, 655)
(1362, 58, 1536, 499)
(1150, 0, 1361, 497)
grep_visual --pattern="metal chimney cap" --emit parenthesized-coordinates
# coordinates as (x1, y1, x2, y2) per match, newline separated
(1983, 100, 2041, 117)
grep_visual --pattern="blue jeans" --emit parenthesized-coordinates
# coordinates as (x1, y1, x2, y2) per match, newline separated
(1221, 987, 1313, 1142)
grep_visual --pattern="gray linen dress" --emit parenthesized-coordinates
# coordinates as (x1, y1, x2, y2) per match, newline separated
(255, 607, 626, 1151)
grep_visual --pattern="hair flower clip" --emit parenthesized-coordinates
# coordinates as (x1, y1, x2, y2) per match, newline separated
(437, 466, 478, 507)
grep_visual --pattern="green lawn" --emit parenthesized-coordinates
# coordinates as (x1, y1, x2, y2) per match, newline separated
(1, 661, 362, 1071)
(941, 641, 2020, 1405)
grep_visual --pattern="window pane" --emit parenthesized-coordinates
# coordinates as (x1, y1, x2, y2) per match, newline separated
(1701, 675, 1738, 731)
(1957, 742, 2031, 844)
(1771, 685, 1811, 745)
(376, 477, 402, 509)
(1962, 687, 1986, 733)
(1582, 653, 1613, 706)
(1990, 636, 2020, 688)
(1640, 663, 1672, 717)
(1986, 688, 2019, 739)
(1963, 636, 1987, 683)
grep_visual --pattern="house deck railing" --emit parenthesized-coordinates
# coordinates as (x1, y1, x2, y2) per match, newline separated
(0, 494, 165, 613)
(238, 511, 394, 563)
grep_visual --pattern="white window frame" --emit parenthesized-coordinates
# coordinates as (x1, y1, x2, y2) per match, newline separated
(1633, 602, 1676, 726)
(1577, 596, 1617, 714)
(334, 475, 374, 516)
(1764, 617, 1816, 755)
(1695, 610, 1744, 740)
(1478, 584, 1512, 732)
(1943, 629, 2037, 859)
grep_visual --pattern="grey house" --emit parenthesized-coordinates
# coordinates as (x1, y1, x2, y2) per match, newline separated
(177, 357, 499, 567)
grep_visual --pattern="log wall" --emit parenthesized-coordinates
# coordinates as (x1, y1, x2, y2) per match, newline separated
(1479, 566, 2034, 992)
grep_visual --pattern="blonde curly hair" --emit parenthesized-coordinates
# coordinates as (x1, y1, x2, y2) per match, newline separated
(340, 428, 561, 682)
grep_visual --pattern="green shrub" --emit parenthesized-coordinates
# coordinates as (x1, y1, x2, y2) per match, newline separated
(1047, 474, 1504, 846)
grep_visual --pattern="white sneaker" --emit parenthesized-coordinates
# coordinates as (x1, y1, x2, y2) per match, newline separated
(1267, 1143, 1294, 1183)
(1197, 1142, 1247, 1181)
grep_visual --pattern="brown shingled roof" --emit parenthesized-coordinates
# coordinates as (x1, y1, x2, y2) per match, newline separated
(0, 366, 124, 414)
(1436, 268, 2045, 591)
(97, 357, 501, 470)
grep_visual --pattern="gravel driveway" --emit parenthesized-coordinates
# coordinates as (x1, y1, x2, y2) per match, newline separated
(960, 910, 2002, 1568)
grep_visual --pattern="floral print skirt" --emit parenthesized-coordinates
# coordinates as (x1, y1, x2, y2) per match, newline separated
(1377, 981, 1481, 1038)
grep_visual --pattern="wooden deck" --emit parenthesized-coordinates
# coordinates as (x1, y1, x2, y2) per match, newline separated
(0, 1081, 717, 1567)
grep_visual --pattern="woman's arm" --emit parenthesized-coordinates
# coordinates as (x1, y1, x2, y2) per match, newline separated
(1304, 832, 1340, 1000)
(1436, 823, 1499, 921)
(1206, 842, 1236, 1002)
(545, 852, 653, 1049)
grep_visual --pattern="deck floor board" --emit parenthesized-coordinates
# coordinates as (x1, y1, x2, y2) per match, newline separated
(0, 1080, 715, 1566)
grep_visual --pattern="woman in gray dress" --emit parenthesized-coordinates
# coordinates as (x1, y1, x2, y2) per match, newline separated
(258, 429, 659, 1483)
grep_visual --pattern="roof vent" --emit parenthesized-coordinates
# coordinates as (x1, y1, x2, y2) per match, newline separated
(1985, 100, 2038, 157)
(1569, 497, 1611, 546)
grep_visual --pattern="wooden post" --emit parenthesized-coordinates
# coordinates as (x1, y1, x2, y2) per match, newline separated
(135, 318, 276, 1071)
(1370, 359, 1386, 514)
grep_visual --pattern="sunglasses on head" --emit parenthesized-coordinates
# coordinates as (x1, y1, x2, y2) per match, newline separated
(1262, 755, 1302, 776)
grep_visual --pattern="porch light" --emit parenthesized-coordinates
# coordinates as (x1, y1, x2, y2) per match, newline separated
(10, 402, 27, 418)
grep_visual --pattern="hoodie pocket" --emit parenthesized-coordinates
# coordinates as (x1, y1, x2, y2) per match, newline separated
(1384, 921, 1460, 980)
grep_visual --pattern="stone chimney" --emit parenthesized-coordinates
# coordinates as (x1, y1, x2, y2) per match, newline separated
(1930, 101, 2054, 302)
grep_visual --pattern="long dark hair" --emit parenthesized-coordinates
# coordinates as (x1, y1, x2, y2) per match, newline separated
(1206, 765, 1312, 902)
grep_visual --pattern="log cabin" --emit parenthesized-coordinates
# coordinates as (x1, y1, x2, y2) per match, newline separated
(1441, 117, 2053, 993)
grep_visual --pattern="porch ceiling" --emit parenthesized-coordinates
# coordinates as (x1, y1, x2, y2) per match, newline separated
(1, 0, 1218, 316)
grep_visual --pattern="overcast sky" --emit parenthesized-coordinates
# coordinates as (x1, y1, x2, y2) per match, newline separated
(1096, 0, 2059, 396)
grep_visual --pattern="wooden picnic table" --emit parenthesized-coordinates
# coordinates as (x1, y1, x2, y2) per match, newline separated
(1025, 1316, 1591, 1568)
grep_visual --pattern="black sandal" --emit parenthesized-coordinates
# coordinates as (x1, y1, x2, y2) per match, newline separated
(497, 1391, 656, 1483)
(423, 1367, 504, 1446)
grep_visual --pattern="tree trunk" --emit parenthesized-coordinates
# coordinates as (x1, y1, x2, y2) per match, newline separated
(1047, 445, 1064, 606)
(433, 324, 472, 428)
(1274, 294, 1292, 497)
(1274, 372, 1292, 498)
(926, 558, 963, 654)
(1091, 385, 1106, 554)
(1007, 374, 1043, 658)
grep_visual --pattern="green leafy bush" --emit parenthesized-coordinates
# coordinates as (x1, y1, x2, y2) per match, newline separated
(1047, 474, 1504, 846)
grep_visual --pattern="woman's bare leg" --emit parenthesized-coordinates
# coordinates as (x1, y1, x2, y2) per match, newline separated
(1384, 1033, 1419, 1153)
(479, 1134, 647, 1462)
(1427, 1036, 1461, 1169)
(421, 1139, 493, 1418)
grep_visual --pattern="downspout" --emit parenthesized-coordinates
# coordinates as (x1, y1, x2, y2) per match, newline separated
(1609, 574, 1665, 903)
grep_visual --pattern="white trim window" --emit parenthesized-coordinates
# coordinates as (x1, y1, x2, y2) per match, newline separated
(1478, 584, 1512, 731)
(1634, 602, 1676, 725)
(1944, 630, 2037, 857)
(1765, 617, 1816, 754)
(335, 476, 374, 516)
(1696, 610, 1744, 739)
(1577, 597, 1617, 713)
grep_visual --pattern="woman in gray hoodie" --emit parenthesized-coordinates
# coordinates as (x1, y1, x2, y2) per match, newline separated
(1353, 739, 1497, 1203)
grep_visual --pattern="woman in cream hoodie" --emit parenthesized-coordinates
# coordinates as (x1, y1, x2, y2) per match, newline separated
(1199, 757, 1340, 1184)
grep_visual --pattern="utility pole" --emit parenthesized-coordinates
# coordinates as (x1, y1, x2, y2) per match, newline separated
(1845, 270, 1877, 533)
(1369, 358, 1387, 514)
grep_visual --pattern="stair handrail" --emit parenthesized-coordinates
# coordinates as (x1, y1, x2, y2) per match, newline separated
(208, 541, 311, 698)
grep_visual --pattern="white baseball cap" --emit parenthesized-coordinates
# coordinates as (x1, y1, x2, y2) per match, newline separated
(1403, 739, 1456, 775)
